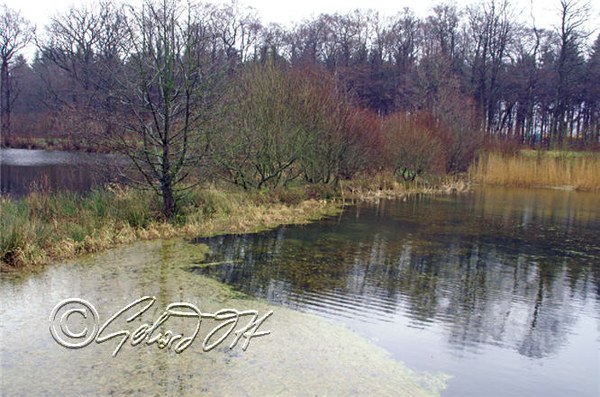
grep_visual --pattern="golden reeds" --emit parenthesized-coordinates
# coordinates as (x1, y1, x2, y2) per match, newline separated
(470, 151, 600, 190)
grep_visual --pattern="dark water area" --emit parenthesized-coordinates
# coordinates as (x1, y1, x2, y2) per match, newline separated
(0, 148, 125, 196)
(190, 188, 600, 397)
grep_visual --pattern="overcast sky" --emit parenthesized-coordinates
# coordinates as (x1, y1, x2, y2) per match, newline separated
(3, 0, 600, 59)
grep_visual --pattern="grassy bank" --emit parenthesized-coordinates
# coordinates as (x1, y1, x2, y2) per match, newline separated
(469, 151, 600, 191)
(0, 175, 469, 270)
(0, 185, 341, 270)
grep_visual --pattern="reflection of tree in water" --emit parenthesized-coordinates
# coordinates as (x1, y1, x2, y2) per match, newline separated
(190, 190, 599, 359)
(516, 263, 576, 358)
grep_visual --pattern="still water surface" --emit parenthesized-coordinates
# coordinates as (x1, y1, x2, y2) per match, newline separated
(0, 148, 123, 196)
(0, 240, 444, 396)
(190, 188, 600, 397)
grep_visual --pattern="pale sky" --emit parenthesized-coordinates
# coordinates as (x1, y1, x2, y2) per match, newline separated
(3, 0, 600, 59)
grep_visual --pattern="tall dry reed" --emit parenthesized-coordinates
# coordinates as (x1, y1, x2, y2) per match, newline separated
(470, 151, 600, 190)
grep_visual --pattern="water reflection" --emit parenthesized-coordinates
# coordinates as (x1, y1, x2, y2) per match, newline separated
(189, 188, 600, 397)
(0, 240, 444, 396)
(0, 148, 126, 196)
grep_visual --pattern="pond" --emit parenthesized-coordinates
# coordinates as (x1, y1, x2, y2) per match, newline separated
(0, 148, 125, 196)
(189, 187, 600, 397)
(1, 182, 598, 395)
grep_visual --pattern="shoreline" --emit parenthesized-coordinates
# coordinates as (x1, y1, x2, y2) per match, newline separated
(0, 189, 340, 272)
(0, 178, 470, 272)
(1, 237, 448, 397)
(4, 154, 599, 273)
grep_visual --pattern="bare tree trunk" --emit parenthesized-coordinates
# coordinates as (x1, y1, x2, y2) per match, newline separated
(161, 177, 175, 219)
(1, 60, 10, 135)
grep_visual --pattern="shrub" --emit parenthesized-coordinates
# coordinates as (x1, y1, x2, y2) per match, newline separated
(383, 112, 444, 180)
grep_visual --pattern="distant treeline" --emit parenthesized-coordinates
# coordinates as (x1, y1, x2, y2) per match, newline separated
(2, 0, 599, 148)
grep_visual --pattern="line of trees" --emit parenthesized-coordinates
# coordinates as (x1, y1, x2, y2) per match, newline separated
(0, 0, 598, 217)
(3, 0, 599, 143)
(0, 4, 34, 135)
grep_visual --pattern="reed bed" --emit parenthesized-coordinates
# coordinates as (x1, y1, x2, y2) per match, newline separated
(470, 151, 600, 190)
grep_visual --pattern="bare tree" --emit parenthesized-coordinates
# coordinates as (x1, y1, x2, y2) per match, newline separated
(426, 3, 461, 60)
(36, 0, 128, 140)
(551, 0, 591, 145)
(467, 0, 513, 133)
(206, 1, 261, 64)
(584, 34, 600, 144)
(110, 0, 218, 218)
(0, 5, 34, 136)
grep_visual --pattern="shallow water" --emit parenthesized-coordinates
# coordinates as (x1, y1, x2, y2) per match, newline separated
(189, 187, 600, 397)
(0, 240, 446, 396)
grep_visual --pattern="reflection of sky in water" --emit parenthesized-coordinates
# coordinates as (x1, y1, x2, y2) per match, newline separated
(190, 187, 600, 397)
(0, 148, 118, 166)
(0, 148, 128, 196)
(0, 149, 123, 166)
